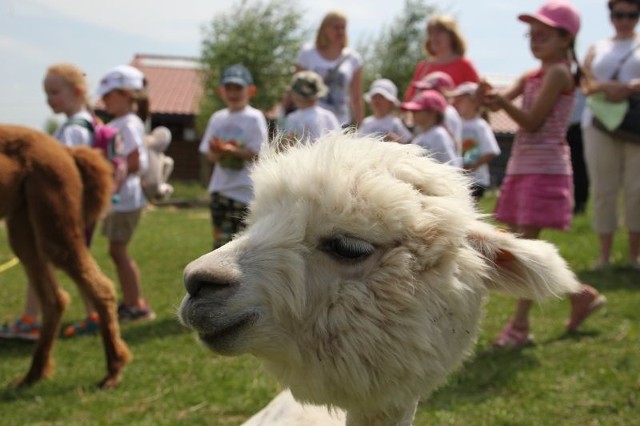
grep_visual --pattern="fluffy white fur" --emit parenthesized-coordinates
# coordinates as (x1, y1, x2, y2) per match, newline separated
(179, 132, 581, 425)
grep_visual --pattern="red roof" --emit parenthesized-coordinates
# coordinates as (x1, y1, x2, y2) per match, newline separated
(130, 54, 204, 116)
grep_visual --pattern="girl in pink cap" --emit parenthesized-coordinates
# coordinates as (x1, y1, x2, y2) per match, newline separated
(482, 0, 606, 349)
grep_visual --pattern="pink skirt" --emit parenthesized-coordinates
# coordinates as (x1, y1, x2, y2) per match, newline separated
(494, 174, 573, 230)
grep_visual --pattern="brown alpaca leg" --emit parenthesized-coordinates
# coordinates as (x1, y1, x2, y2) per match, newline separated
(64, 253, 133, 389)
(7, 213, 69, 387)
(22, 174, 131, 389)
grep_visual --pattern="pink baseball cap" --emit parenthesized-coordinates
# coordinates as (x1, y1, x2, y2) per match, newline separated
(413, 71, 455, 92)
(400, 89, 447, 113)
(518, 0, 580, 37)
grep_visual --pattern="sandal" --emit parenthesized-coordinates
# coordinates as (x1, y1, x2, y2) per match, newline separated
(0, 315, 41, 341)
(566, 285, 606, 332)
(493, 321, 533, 349)
(62, 312, 100, 337)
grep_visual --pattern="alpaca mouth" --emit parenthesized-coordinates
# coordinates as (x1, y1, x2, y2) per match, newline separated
(198, 312, 258, 351)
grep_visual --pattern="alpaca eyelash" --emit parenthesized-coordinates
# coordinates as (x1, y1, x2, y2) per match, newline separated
(321, 235, 375, 261)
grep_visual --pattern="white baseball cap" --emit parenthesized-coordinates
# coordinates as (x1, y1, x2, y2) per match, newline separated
(364, 78, 400, 106)
(97, 65, 144, 97)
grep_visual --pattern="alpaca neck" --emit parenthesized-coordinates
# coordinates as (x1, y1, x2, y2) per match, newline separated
(345, 399, 418, 426)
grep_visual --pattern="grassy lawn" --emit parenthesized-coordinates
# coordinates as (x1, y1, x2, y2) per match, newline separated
(0, 184, 638, 425)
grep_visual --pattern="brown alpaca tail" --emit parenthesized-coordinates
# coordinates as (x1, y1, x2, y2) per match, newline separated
(69, 146, 113, 225)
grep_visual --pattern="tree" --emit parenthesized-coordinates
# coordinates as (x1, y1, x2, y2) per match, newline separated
(357, 0, 438, 100)
(197, 0, 308, 131)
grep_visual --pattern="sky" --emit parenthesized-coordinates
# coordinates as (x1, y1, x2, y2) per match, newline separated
(1, 0, 609, 130)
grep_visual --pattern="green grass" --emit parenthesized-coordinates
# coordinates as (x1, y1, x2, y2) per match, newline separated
(0, 185, 638, 425)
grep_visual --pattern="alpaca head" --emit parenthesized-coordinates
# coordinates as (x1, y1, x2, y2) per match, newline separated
(179, 133, 580, 421)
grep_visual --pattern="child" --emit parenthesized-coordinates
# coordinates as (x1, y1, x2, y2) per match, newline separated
(400, 89, 458, 164)
(482, 0, 606, 349)
(450, 82, 501, 201)
(360, 78, 412, 143)
(97, 64, 155, 322)
(413, 71, 464, 163)
(0, 63, 101, 340)
(283, 70, 340, 143)
(199, 64, 269, 249)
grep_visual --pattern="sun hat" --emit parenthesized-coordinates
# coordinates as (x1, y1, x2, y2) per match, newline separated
(400, 89, 447, 113)
(290, 70, 328, 99)
(449, 82, 479, 97)
(220, 64, 254, 87)
(364, 78, 400, 105)
(97, 65, 144, 98)
(518, 0, 581, 37)
(413, 71, 455, 92)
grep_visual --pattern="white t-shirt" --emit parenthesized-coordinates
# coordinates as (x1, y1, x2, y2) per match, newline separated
(199, 105, 269, 204)
(582, 36, 640, 127)
(55, 110, 94, 147)
(411, 125, 458, 165)
(283, 105, 340, 143)
(461, 117, 501, 187)
(296, 44, 363, 125)
(108, 113, 148, 212)
(359, 113, 413, 143)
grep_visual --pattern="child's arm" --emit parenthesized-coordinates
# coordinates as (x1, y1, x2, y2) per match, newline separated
(465, 153, 497, 171)
(485, 65, 572, 132)
(214, 142, 259, 162)
(126, 149, 141, 173)
(351, 68, 364, 127)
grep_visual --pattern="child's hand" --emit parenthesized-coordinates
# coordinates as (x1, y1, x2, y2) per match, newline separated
(210, 138, 240, 156)
(482, 91, 505, 112)
(476, 79, 493, 101)
(384, 132, 403, 143)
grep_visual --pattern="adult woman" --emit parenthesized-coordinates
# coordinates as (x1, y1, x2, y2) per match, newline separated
(582, 0, 640, 269)
(404, 15, 480, 102)
(295, 11, 364, 127)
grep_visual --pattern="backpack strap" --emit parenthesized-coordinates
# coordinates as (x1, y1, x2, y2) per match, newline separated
(63, 117, 97, 146)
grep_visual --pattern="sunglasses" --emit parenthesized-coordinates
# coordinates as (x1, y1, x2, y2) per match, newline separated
(610, 11, 640, 20)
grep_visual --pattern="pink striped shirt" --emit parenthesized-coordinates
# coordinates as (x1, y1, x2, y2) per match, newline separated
(506, 68, 574, 176)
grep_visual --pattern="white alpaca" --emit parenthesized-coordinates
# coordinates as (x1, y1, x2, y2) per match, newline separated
(178, 133, 581, 425)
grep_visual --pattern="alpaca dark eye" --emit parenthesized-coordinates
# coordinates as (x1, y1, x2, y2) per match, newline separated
(321, 235, 375, 261)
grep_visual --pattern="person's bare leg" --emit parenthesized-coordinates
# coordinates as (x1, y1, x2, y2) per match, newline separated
(109, 240, 143, 307)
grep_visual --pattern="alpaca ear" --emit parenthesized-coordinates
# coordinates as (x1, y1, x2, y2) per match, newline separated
(466, 222, 581, 300)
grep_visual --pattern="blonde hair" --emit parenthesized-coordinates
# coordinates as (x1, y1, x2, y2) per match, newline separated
(45, 63, 90, 107)
(425, 15, 467, 57)
(315, 11, 348, 49)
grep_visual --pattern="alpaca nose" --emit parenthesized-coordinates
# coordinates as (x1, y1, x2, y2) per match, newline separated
(183, 249, 241, 298)
(184, 273, 207, 297)
(184, 268, 239, 298)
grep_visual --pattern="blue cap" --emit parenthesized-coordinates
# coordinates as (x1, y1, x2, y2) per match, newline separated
(220, 64, 253, 87)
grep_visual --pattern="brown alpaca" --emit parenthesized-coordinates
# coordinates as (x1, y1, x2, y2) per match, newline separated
(0, 125, 131, 389)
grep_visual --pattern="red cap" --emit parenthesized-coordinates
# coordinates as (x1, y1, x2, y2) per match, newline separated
(518, 0, 580, 37)
(400, 90, 447, 113)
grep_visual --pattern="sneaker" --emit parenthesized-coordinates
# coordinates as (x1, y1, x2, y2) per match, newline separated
(118, 302, 156, 323)
(493, 321, 534, 350)
(566, 284, 607, 332)
(62, 312, 100, 337)
(0, 315, 41, 341)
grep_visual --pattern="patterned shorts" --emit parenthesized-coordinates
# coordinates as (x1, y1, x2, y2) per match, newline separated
(210, 193, 248, 249)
